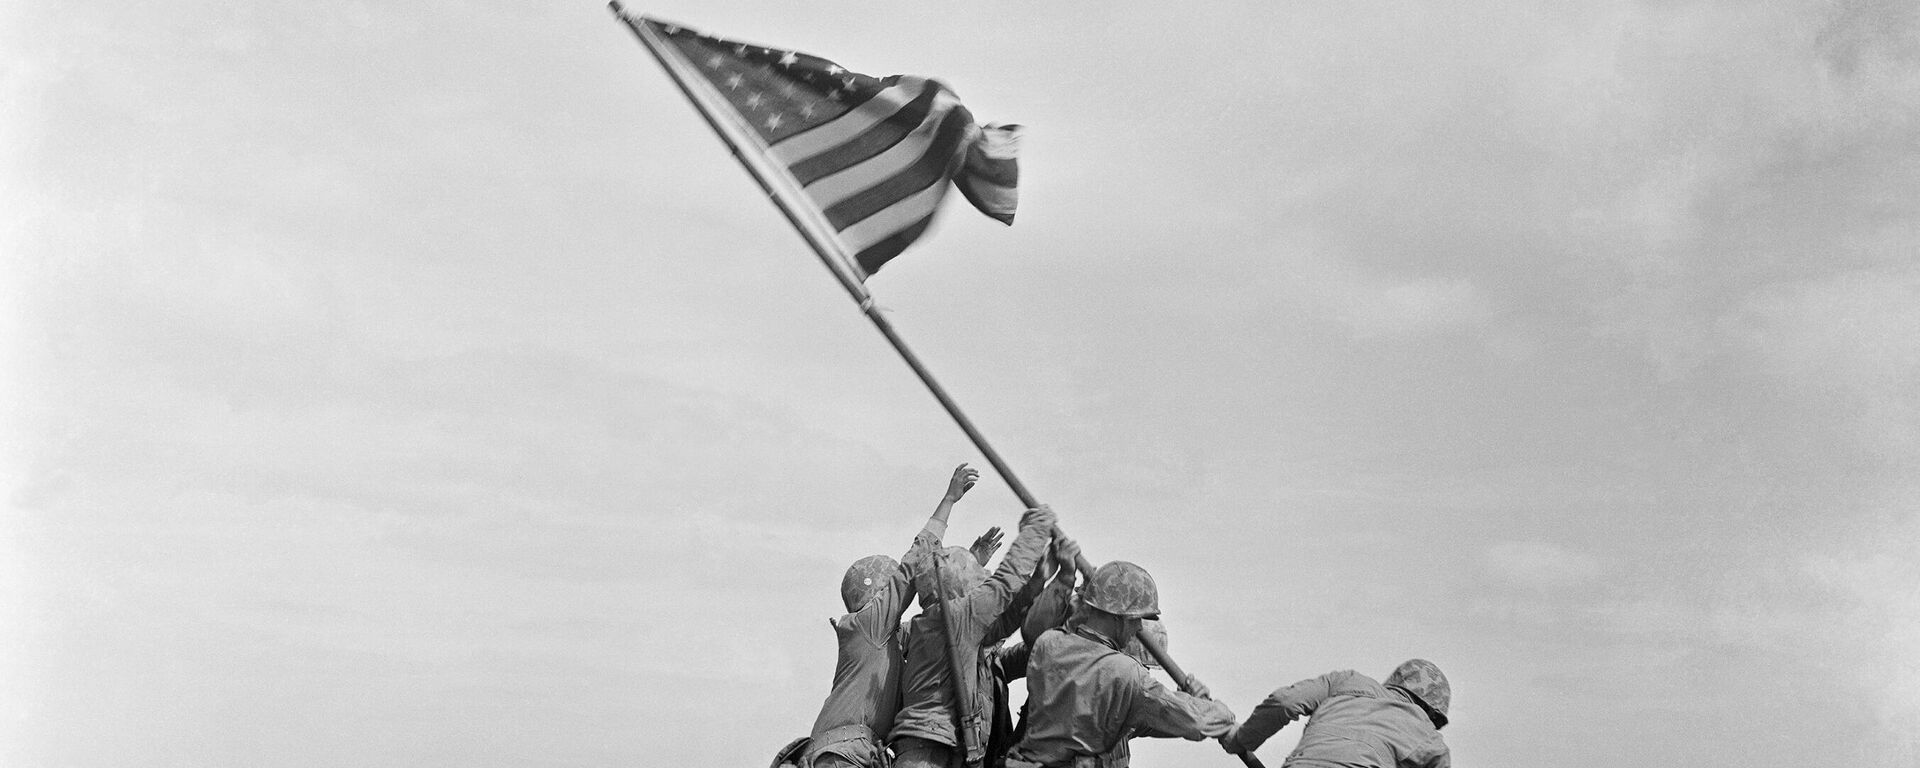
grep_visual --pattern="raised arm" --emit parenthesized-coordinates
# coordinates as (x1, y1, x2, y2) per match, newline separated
(902, 463, 980, 582)
(1020, 535, 1081, 642)
(966, 505, 1057, 641)
(930, 463, 978, 532)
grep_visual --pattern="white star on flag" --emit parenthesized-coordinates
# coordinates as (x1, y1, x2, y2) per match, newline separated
(621, 14, 1024, 279)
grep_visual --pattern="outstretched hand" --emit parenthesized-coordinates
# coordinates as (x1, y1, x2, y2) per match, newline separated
(944, 463, 980, 503)
(970, 526, 1004, 566)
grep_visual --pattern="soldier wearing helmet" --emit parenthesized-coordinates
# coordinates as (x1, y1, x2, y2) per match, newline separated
(1004, 561, 1236, 768)
(795, 464, 1003, 768)
(890, 484, 1060, 768)
(1218, 659, 1452, 768)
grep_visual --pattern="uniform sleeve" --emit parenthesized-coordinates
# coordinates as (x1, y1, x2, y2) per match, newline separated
(1021, 568, 1077, 643)
(1127, 672, 1236, 740)
(886, 561, 912, 620)
(846, 557, 915, 642)
(1225, 671, 1340, 753)
(900, 518, 950, 603)
(984, 556, 1049, 644)
(964, 517, 1051, 642)
(993, 640, 1029, 682)
(1406, 735, 1450, 768)
(1014, 554, 1054, 615)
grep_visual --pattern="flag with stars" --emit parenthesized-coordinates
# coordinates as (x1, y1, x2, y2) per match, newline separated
(618, 10, 1022, 280)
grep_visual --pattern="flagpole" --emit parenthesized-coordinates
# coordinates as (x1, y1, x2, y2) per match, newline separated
(614, 4, 871, 303)
(615, 11, 1260, 765)
(613, 5, 1049, 510)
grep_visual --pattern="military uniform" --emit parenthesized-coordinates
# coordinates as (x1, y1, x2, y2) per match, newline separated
(799, 524, 930, 768)
(1222, 669, 1449, 768)
(1004, 626, 1234, 768)
(889, 514, 1054, 768)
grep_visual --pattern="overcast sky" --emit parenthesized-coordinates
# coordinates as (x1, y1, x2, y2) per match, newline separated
(4, 1, 1917, 766)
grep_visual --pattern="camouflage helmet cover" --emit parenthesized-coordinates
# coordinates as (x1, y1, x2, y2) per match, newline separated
(1384, 658, 1451, 727)
(915, 546, 988, 606)
(840, 555, 899, 612)
(1082, 561, 1160, 618)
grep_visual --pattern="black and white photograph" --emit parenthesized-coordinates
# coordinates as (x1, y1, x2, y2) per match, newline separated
(4, 2, 1916, 766)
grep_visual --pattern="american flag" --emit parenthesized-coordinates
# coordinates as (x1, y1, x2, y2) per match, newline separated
(620, 12, 1021, 280)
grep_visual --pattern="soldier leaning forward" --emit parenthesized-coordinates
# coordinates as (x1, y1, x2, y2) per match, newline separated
(1219, 659, 1452, 768)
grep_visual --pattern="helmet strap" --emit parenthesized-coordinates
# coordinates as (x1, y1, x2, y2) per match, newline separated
(1076, 608, 1135, 651)
(1388, 685, 1447, 730)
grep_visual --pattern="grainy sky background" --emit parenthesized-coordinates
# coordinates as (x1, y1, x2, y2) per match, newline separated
(4, 1, 1917, 766)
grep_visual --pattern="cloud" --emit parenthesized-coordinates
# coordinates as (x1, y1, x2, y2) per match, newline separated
(1814, 0, 1920, 76)
(1524, 0, 1920, 379)
(1802, 507, 1920, 763)
(1481, 540, 1602, 589)
(1723, 268, 1920, 464)
(1342, 277, 1492, 339)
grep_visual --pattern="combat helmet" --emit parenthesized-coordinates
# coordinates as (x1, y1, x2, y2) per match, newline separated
(1384, 658, 1451, 729)
(840, 555, 899, 612)
(915, 546, 988, 607)
(1081, 561, 1160, 618)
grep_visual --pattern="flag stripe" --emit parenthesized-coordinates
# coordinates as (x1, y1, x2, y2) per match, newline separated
(953, 122, 1021, 224)
(768, 76, 925, 166)
(786, 82, 941, 185)
(801, 92, 960, 211)
(963, 163, 1018, 189)
(628, 14, 1020, 283)
(956, 181, 1017, 225)
(820, 108, 971, 229)
(962, 151, 1018, 188)
(836, 180, 949, 255)
(851, 212, 937, 276)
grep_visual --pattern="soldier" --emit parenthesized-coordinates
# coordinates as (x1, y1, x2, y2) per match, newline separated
(1019, 552, 1166, 678)
(1217, 659, 1452, 768)
(1004, 561, 1236, 768)
(981, 535, 1084, 768)
(797, 464, 988, 768)
(889, 497, 1059, 768)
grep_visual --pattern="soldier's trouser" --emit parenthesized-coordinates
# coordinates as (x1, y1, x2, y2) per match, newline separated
(1003, 754, 1113, 768)
(892, 736, 961, 768)
(805, 724, 890, 768)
